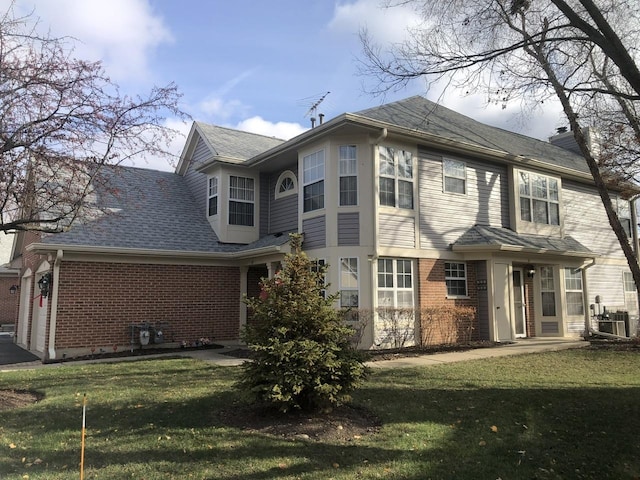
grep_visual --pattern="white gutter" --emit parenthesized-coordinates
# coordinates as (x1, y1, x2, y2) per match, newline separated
(47, 249, 63, 360)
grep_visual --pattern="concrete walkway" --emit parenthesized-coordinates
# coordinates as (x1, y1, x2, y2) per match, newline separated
(0, 336, 587, 372)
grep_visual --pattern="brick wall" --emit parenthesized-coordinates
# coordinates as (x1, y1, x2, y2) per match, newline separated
(418, 258, 479, 344)
(54, 262, 240, 352)
(0, 277, 19, 327)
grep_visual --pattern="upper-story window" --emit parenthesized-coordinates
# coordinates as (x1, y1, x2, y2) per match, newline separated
(339, 145, 357, 206)
(519, 171, 560, 225)
(208, 177, 218, 216)
(616, 197, 632, 239)
(379, 146, 413, 209)
(443, 158, 466, 194)
(303, 150, 325, 212)
(275, 170, 297, 200)
(229, 176, 254, 226)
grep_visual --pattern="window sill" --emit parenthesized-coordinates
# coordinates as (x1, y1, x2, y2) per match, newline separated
(446, 295, 470, 300)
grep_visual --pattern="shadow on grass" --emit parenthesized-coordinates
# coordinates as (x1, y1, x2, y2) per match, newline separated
(1, 358, 639, 479)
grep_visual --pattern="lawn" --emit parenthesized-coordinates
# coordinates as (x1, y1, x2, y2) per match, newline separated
(0, 349, 639, 479)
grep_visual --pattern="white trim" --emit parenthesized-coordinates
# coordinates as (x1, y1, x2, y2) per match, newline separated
(442, 157, 467, 195)
(274, 170, 298, 200)
(339, 257, 359, 308)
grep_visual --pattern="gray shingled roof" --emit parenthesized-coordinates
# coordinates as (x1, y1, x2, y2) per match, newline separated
(41, 165, 290, 254)
(196, 122, 284, 161)
(453, 225, 592, 255)
(355, 96, 590, 175)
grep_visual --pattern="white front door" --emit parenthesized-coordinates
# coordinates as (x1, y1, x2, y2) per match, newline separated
(512, 269, 527, 338)
(494, 263, 513, 341)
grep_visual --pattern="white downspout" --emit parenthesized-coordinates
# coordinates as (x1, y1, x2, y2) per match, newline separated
(369, 128, 387, 347)
(47, 249, 63, 360)
(581, 257, 596, 338)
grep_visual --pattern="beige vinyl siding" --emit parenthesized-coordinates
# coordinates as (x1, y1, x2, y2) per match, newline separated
(418, 147, 509, 250)
(303, 216, 326, 249)
(586, 264, 627, 310)
(379, 213, 415, 248)
(183, 137, 212, 217)
(338, 212, 360, 246)
(562, 180, 625, 259)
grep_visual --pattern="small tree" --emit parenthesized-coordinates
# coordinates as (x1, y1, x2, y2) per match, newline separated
(239, 234, 368, 412)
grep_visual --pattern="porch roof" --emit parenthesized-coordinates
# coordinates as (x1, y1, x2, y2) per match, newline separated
(452, 225, 595, 258)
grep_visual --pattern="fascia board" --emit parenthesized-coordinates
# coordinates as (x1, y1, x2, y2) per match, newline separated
(451, 243, 598, 258)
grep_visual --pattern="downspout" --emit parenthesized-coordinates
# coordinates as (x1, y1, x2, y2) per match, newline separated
(47, 249, 63, 361)
(581, 257, 596, 339)
(630, 195, 640, 322)
(369, 128, 387, 347)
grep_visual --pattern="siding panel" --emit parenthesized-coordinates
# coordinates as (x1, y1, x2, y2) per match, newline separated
(265, 168, 299, 235)
(338, 212, 360, 246)
(379, 213, 415, 248)
(183, 137, 212, 218)
(303, 216, 326, 249)
(418, 146, 509, 250)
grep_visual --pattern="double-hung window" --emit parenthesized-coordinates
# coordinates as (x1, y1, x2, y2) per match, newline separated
(229, 176, 254, 226)
(379, 146, 413, 209)
(339, 145, 357, 206)
(340, 257, 359, 308)
(564, 268, 584, 315)
(208, 177, 218, 216)
(303, 150, 324, 212)
(519, 171, 560, 225)
(377, 259, 413, 308)
(443, 159, 466, 194)
(445, 262, 467, 297)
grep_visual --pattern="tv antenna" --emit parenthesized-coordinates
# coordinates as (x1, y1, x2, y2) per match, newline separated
(303, 91, 330, 128)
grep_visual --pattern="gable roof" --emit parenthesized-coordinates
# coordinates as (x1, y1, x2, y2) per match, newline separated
(353, 96, 590, 175)
(32, 164, 290, 256)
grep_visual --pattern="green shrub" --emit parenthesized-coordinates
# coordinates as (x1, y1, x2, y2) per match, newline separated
(239, 234, 367, 412)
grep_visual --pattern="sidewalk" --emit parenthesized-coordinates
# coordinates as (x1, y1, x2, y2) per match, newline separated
(1, 336, 587, 372)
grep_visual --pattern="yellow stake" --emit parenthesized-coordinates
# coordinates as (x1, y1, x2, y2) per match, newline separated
(80, 394, 87, 480)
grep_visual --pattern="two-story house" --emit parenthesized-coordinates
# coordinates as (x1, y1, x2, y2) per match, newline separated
(11, 96, 639, 361)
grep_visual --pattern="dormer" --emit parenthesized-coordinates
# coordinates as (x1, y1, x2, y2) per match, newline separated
(176, 122, 284, 244)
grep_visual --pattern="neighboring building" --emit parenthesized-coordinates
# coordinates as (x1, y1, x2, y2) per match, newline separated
(10, 96, 640, 361)
(0, 232, 19, 329)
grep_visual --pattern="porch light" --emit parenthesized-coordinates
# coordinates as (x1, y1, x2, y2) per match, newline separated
(38, 272, 52, 298)
(525, 264, 536, 278)
(9, 284, 19, 295)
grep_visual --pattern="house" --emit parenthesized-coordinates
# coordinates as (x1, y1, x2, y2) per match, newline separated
(10, 95, 639, 361)
(0, 232, 19, 331)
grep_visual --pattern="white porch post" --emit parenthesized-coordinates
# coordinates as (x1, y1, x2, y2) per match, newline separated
(239, 266, 248, 331)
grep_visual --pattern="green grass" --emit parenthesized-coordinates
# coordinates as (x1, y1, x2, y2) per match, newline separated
(1, 350, 639, 479)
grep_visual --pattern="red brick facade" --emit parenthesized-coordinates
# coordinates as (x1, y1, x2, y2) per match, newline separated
(418, 258, 479, 344)
(50, 261, 240, 357)
(0, 277, 19, 327)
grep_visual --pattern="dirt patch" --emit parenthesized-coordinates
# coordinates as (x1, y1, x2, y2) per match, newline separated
(218, 402, 381, 443)
(0, 389, 42, 411)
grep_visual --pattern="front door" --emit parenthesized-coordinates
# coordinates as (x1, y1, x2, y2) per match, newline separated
(494, 263, 513, 341)
(512, 269, 527, 338)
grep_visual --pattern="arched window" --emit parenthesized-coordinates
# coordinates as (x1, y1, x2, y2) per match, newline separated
(275, 170, 298, 199)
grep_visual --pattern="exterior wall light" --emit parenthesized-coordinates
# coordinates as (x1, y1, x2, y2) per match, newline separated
(38, 272, 52, 298)
(525, 264, 536, 278)
(9, 284, 19, 295)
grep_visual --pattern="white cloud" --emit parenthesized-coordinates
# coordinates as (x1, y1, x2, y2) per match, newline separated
(329, 0, 421, 44)
(199, 96, 249, 120)
(4, 0, 172, 83)
(235, 116, 307, 141)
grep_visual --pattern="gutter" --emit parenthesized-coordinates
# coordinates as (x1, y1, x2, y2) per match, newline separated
(452, 243, 598, 258)
(26, 242, 285, 261)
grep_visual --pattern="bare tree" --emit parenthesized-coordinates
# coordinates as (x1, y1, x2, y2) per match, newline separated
(0, 4, 188, 234)
(360, 0, 640, 294)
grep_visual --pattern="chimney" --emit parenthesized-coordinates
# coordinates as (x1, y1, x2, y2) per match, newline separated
(319, 113, 324, 125)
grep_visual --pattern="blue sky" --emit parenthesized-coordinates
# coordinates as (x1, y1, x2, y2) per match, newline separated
(4, 0, 565, 171)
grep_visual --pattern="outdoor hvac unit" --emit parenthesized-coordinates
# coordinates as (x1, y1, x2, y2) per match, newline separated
(598, 320, 626, 336)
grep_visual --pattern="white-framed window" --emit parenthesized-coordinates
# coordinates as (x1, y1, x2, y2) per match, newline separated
(303, 150, 324, 212)
(540, 266, 557, 316)
(340, 257, 359, 308)
(208, 177, 218, 216)
(339, 145, 357, 206)
(379, 146, 413, 209)
(623, 271, 638, 314)
(564, 267, 584, 315)
(229, 176, 254, 226)
(445, 262, 467, 297)
(616, 197, 632, 239)
(443, 158, 466, 194)
(275, 170, 297, 200)
(518, 171, 560, 225)
(377, 258, 413, 308)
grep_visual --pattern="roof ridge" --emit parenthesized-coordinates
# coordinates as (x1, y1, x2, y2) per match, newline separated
(195, 121, 286, 142)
